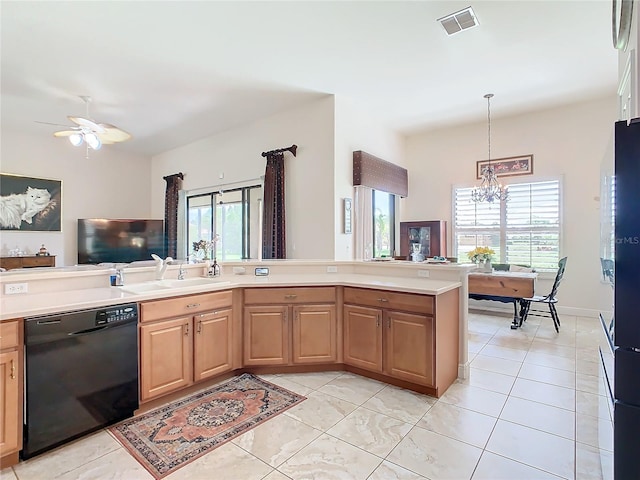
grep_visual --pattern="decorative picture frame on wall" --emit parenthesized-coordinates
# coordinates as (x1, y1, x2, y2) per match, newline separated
(476, 154, 533, 179)
(0, 173, 62, 231)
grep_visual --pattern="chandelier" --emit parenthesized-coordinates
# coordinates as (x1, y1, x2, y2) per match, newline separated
(471, 93, 508, 203)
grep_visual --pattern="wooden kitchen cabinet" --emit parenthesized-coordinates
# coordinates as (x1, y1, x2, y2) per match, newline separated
(386, 310, 434, 386)
(343, 287, 457, 396)
(139, 291, 233, 402)
(292, 304, 337, 364)
(140, 316, 192, 401)
(243, 287, 337, 366)
(343, 303, 433, 385)
(343, 304, 383, 372)
(243, 306, 289, 366)
(0, 319, 22, 468)
(194, 309, 233, 381)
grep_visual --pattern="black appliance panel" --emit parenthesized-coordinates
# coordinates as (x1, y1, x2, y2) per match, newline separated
(614, 119, 640, 349)
(613, 118, 640, 480)
(614, 401, 640, 479)
(23, 303, 139, 459)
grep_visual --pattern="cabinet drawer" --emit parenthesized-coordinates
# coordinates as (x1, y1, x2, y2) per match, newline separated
(0, 258, 22, 270)
(141, 290, 233, 322)
(344, 287, 433, 315)
(21, 256, 55, 267)
(0, 320, 20, 349)
(244, 287, 335, 305)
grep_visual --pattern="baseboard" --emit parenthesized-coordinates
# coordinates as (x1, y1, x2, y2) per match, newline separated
(458, 362, 470, 380)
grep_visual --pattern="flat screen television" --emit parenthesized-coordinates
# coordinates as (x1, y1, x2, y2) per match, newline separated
(77, 219, 165, 264)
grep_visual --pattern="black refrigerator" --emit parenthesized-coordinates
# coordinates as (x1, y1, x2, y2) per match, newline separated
(613, 117, 640, 479)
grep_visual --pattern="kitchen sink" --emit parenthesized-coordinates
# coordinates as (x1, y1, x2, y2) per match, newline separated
(120, 277, 229, 295)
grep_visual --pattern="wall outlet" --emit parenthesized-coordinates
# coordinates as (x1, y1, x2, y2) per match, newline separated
(232, 266, 246, 275)
(417, 270, 430, 278)
(327, 266, 338, 273)
(5, 283, 28, 294)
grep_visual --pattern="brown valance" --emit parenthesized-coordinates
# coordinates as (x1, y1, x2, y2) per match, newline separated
(353, 150, 408, 197)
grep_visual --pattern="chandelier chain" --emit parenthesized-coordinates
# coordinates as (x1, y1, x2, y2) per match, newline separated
(487, 94, 491, 164)
(471, 93, 507, 204)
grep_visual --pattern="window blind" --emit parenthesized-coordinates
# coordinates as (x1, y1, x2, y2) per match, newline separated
(453, 179, 560, 269)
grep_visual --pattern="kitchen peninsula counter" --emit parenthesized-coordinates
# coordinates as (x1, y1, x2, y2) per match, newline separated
(0, 273, 459, 320)
(0, 260, 474, 378)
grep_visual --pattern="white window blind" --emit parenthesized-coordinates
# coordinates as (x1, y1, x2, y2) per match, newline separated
(454, 180, 560, 269)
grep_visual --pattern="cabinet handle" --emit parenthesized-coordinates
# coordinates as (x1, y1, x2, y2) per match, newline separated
(197, 320, 202, 333)
(387, 318, 391, 329)
(284, 294, 298, 299)
(376, 315, 380, 327)
(284, 310, 288, 322)
(184, 323, 190, 335)
(380, 298, 388, 303)
(10, 359, 15, 379)
(186, 303, 200, 309)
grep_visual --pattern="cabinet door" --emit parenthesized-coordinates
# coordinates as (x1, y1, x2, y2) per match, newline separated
(385, 310, 434, 386)
(292, 304, 337, 364)
(194, 309, 233, 381)
(0, 350, 20, 455)
(343, 305, 383, 372)
(140, 317, 193, 402)
(243, 306, 289, 366)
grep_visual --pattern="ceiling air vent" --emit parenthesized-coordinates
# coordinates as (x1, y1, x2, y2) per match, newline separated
(437, 6, 479, 36)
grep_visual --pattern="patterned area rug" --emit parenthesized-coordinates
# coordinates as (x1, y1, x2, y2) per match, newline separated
(109, 373, 306, 479)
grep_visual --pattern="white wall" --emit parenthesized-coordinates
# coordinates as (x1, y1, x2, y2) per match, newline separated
(405, 96, 617, 314)
(0, 130, 153, 266)
(333, 97, 406, 260)
(150, 96, 336, 260)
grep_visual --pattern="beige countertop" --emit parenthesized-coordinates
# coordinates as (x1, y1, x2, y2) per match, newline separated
(0, 273, 461, 321)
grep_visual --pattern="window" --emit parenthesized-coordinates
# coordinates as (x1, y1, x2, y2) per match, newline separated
(454, 180, 560, 269)
(600, 173, 615, 261)
(187, 184, 262, 260)
(372, 190, 395, 258)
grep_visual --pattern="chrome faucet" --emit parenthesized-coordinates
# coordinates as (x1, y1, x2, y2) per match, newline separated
(112, 265, 125, 286)
(151, 254, 174, 280)
(178, 263, 186, 280)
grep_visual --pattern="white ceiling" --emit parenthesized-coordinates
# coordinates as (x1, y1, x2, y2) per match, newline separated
(1, 1, 619, 157)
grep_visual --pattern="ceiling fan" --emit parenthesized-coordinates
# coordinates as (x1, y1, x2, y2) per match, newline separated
(38, 96, 132, 157)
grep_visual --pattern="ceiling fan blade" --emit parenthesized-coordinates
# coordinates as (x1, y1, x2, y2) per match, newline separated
(97, 124, 132, 143)
(53, 130, 81, 137)
(68, 116, 106, 133)
(36, 120, 76, 128)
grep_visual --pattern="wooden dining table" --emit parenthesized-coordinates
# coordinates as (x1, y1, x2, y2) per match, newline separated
(468, 270, 538, 329)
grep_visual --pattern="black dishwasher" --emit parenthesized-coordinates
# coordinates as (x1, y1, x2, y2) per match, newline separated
(23, 303, 139, 459)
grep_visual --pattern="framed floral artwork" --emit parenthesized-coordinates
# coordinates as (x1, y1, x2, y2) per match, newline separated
(0, 173, 62, 231)
(476, 154, 533, 179)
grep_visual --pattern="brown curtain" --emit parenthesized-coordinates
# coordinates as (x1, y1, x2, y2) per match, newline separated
(262, 153, 286, 258)
(163, 172, 184, 258)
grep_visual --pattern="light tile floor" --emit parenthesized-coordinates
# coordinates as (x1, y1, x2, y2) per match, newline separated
(2, 311, 613, 480)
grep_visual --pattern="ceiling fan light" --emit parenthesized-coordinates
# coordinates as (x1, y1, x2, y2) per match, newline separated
(85, 133, 102, 150)
(69, 133, 83, 146)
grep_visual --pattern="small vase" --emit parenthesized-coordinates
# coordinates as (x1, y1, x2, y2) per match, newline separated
(482, 259, 492, 273)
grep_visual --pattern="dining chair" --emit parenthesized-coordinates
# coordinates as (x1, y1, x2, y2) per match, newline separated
(519, 257, 568, 332)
